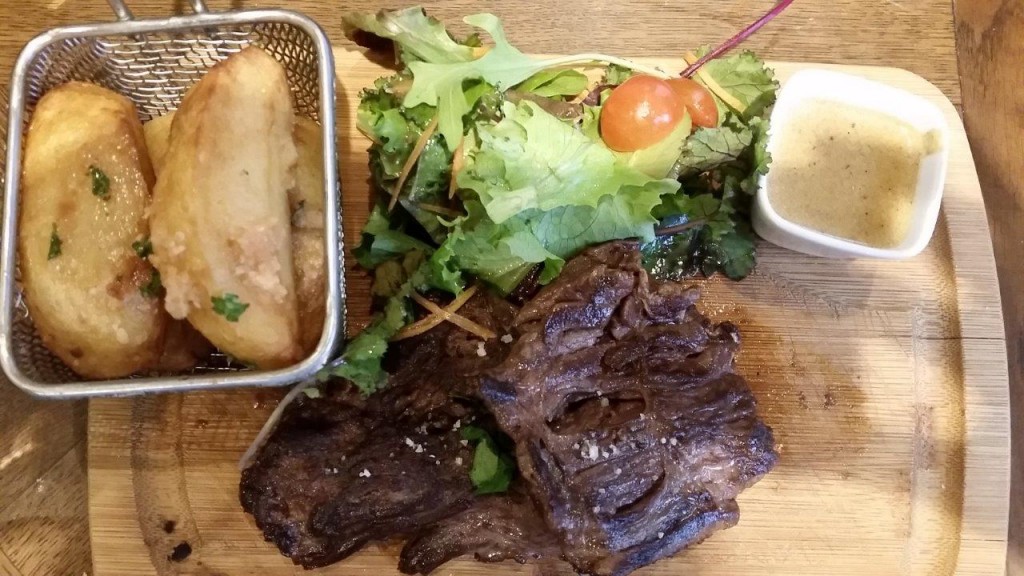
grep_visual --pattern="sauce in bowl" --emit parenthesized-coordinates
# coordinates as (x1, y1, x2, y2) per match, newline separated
(766, 98, 941, 248)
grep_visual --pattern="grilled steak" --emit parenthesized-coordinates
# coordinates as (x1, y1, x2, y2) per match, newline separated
(399, 486, 560, 574)
(480, 242, 778, 576)
(240, 242, 777, 575)
(239, 294, 517, 568)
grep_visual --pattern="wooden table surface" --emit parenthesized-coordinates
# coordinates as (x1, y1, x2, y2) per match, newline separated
(0, 1, 1018, 575)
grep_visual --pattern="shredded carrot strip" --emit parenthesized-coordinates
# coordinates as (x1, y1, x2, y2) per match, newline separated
(392, 286, 479, 341)
(683, 51, 747, 114)
(413, 202, 463, 218)
(448, 138, 465, 199)
(409, 291, 496, 340)
(389, 115, 439, 212)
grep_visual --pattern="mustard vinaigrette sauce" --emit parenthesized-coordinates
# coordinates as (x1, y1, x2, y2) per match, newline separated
(767, 98, 941, 248)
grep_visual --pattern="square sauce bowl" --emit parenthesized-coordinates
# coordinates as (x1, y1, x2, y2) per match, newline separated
(752, 68, 950, 259)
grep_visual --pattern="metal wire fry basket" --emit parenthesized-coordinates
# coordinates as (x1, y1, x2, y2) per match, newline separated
(0, 0, 344, 398)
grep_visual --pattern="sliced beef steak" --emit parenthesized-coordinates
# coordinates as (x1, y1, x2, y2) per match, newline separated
(481, 242, 778, 576)
(241, 242, 777, 576)
(240, 294, 517, 569)
(399, 486, 560, 574)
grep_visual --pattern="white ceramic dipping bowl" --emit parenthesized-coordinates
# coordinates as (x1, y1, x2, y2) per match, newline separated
(752, 68, 950, 259)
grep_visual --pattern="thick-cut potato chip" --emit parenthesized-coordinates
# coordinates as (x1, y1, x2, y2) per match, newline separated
(19, 82, 167, 378)
(291, 116, 327, 354)
(150, 47, 301, 369)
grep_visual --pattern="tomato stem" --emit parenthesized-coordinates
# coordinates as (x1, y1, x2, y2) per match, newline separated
(681, 0, 795, 78)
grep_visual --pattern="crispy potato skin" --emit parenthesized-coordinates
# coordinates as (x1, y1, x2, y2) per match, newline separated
(291, 116, 327, 355)
(142, 112, 174, 178)
(292, 228, 325, 355)
(150, 47, 301, 369)
(19, 82, 166, 378)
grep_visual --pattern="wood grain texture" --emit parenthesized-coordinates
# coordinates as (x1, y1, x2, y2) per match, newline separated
(86, 52, 1009, 576)
(952, 2, 1024, 575)
(0, 0, 992, 573)
(0, 382, 89, 576)
(0, 441, 90, 576)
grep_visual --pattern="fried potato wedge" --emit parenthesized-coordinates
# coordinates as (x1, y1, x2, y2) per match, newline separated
(292, 228, 325, 355)
(290, 116, 326, 216)
(143, 111, 175, 177)
(150, 47, 301, 369)
(291, 116, 327, 354)
(19, 82, 166, 378)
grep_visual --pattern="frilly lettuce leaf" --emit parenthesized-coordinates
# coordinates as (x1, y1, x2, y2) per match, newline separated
(323, 271, 419, 394)
(353, 205, 433, 269)
(428, 101, 678, 293)
(358, 76, 455, 243)
(425, 200, 542, 295)
(343, 7, 478, 64)
(461, 100, 679, 224)
(697, 49, 778, 119)
(404, 14, 556, 148)
(515, 69, 588, 98)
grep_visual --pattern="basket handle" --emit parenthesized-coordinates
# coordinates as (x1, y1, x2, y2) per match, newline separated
(105, 0, 209, 21)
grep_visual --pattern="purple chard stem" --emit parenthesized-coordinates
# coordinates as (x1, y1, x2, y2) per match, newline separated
(681, 0, 796, 78)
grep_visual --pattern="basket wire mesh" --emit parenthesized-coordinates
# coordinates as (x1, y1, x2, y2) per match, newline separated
(0, 1, 343, 397)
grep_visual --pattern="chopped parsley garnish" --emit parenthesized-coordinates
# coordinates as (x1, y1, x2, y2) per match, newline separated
(211, 293, 249, 322)
(461, 426, 516, 494)
(132, 237, 153, 259)
(47, 224, 62, 260)
(88, 165, 110, 200)
(140, 269, 162, 298)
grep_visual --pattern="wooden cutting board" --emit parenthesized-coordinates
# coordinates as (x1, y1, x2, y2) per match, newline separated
(88, 50, 1010, 576)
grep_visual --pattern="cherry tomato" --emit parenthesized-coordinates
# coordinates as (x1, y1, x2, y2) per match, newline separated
(666, 77, 719, 129)
(600, 75, 686, 152)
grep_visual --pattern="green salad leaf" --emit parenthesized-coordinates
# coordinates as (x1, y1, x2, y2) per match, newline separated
(668, 115, 754, 179)
(515, 68, 588, 98)
(461, 426, 516, 494)
(403, 14, 553, 148)
(425, 200, 540, 295)
(645, 116, 773, 280)
(337, 9, 780, 397)
(425, 100, 678, 291)
(602, 63, 635, 86)
(359, 76, 455, 243)
(462, 101, 678, 224)
(395, 136, 453, 243)
(640, 50, 777, 282)
(323, 264, 425, 394)
(343, 7, 479, 64)
(698, 49, 778, 118)
(353, 205, 433, 269)
(372, 250, 427, 299)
